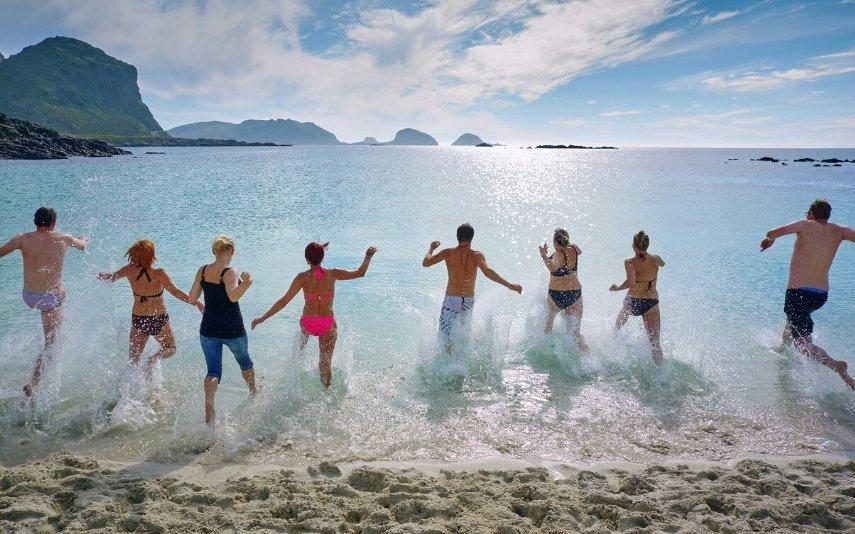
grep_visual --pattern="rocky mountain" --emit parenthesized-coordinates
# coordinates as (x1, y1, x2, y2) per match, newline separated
(352, 136, 379, 145)
(0, 52, 4, 62)
(384, 128, 438, 146)
(167, 119, 339, 145)
(0, 37, 162, 137)
(0, 113, 130, 159)
(452, 133, 485, 146)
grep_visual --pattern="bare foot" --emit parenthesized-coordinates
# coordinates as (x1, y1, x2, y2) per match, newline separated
(23, 384, 33, 397)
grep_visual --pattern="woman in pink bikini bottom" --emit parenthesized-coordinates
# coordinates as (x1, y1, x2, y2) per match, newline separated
(252, 242, 377, 387)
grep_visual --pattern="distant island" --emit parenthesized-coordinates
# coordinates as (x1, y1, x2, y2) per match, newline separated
(380, 128, 438, 146)
(535, 144, 617, 149)
(167, 119, 339, 145)
(352, 137, 379, 145)
(0, 113, 130, 159)
(452, 133, 486, 146)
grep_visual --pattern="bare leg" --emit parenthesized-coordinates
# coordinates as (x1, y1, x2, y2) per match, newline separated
(775, 321, 793, 352)
(24, 306, 62, 397)
(793, 336, 855, 390)
(613, 300, 630, 330)
(204, 376, 218, 425)
(242, 368, 258, 396)
(318, 324, 338, 388)
(642, 305, 663, 366)
(144, 323, 177, 379)
(565, 298, 589, 354)
(299, 329, 309, 352)
(129, 325, 149, 366)
(544, 296, 559, 334)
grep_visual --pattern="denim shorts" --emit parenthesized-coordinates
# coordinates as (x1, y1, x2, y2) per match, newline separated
(200, 335, 253, 382)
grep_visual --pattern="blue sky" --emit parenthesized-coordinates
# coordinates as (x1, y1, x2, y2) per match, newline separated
(1, 0, 853, 146)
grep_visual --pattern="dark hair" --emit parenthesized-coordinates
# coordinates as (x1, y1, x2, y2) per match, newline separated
(34, 207, 57, 228)
(633, 230, 650, 259)
(456, 223, 474, 242)
(808, 198, 831, 220)
(305, 242, 327, 265)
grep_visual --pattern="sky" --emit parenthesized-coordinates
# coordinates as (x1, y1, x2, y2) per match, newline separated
(1, 0, 854, 147)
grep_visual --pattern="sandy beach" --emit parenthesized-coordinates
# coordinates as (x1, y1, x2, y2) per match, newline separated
(1, 452, 853, 532)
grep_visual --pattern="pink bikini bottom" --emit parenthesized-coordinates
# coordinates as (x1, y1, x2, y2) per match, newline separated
(300, 316, 335, 337)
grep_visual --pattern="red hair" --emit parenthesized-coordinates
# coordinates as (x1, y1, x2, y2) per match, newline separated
(305, 242, 327, 265)
(126, 240, 156, 268)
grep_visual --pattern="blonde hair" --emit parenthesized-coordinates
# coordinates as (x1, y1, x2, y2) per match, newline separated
(633, 231, 650, 255)
(553, 228, 570, 248)
(212, 234, 235, 255)
(126, 239, 156, 268)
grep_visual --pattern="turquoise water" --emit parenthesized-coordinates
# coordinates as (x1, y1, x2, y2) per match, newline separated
(0, 146, 853, 465)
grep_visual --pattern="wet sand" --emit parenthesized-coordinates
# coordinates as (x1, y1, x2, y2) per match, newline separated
(1, 452, 853, 532)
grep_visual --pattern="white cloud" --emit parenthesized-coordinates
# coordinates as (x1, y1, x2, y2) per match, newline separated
(600, 110, 644, 117)
(701, 10, 742, 25)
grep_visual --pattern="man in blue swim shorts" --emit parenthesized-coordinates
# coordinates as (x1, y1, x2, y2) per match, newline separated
(0, 207, 88, 397)
(761, 199, 855, 389)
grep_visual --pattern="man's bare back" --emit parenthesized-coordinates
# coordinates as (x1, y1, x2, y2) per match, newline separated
(18, 231, 75, 292)
(443, 245, 481, 297)
(785, 221, 849, 290)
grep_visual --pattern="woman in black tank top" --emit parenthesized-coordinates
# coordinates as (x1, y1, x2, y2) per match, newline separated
(189, 235, 258, 425)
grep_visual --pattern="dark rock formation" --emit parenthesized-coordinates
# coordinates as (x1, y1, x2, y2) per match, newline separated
(0, 37, 161, 136)
(115, 134, 282, 147)
(794, 158, 815, 162)
(821, 158, 844, 164)
(536, 144, 617, 149)
(476, 142, 493, 147)
(753, 156, 779, 162)
(0, 113, 130, 159)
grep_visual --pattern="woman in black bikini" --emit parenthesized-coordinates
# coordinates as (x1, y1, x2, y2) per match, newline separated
(539, 228, 589, 353)
(610, 230, 665, 365)
(99, 240, 203, 375)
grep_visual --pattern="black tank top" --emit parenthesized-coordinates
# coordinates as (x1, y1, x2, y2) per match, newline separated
(199, 265, 246, 339)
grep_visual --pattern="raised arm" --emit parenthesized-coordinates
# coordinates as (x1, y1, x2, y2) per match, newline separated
(761, 220, 805, 251)
(477, 253, 522, 293)
(333, 247, 378, 281)
(0, 234, 22, 259)
(423, 241, 449, 267)
(224, 268, 252, 302)
(610, 260, 637, 292)
(62, 233, 88, 251)
(251, 275, 303, 329)
(657, 254, 665, 267)
(97, 264, 133, 282)
(842, 225, 855, 243)
(160, 269, 204, 312)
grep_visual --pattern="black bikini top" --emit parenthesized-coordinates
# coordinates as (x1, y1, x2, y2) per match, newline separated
(133, 268, 163, 302)
(551, 247, 578, 277)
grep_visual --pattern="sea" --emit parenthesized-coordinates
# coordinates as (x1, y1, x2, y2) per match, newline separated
(0, 146, 853, 466)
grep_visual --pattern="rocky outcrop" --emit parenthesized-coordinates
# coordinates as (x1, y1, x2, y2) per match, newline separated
(476, 142, 493, 147)
(452, 133, 485, 146)
(351, 137, 379, 145)
(384, 128, 438, 146)
(0, 37, 161, 136)
(0, 114, 130, 159)
(794, 158, 815, 162)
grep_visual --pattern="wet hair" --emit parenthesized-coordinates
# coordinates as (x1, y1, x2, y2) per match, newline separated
(808, 198, 831, 220)
(305, 242, 328, 265)
(457, 223, 474, 242)
(211, 234, 235, 255)
(34, 207, 57, 228)
(633, 230, 650, 258)
(553, 228, 570, 248)
(125, 239, 156, 269)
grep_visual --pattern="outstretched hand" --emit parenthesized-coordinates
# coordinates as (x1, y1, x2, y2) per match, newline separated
(251, 317, 264, 330)
(509, 283, 523, 294)
(429, 241, 440, 253)
(97, 272, 114, 282)
(365, 246, 378, 258)
(609, 284, 620, 292)
(539, 243, 549, 257)
(760, 237, 775, 251)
